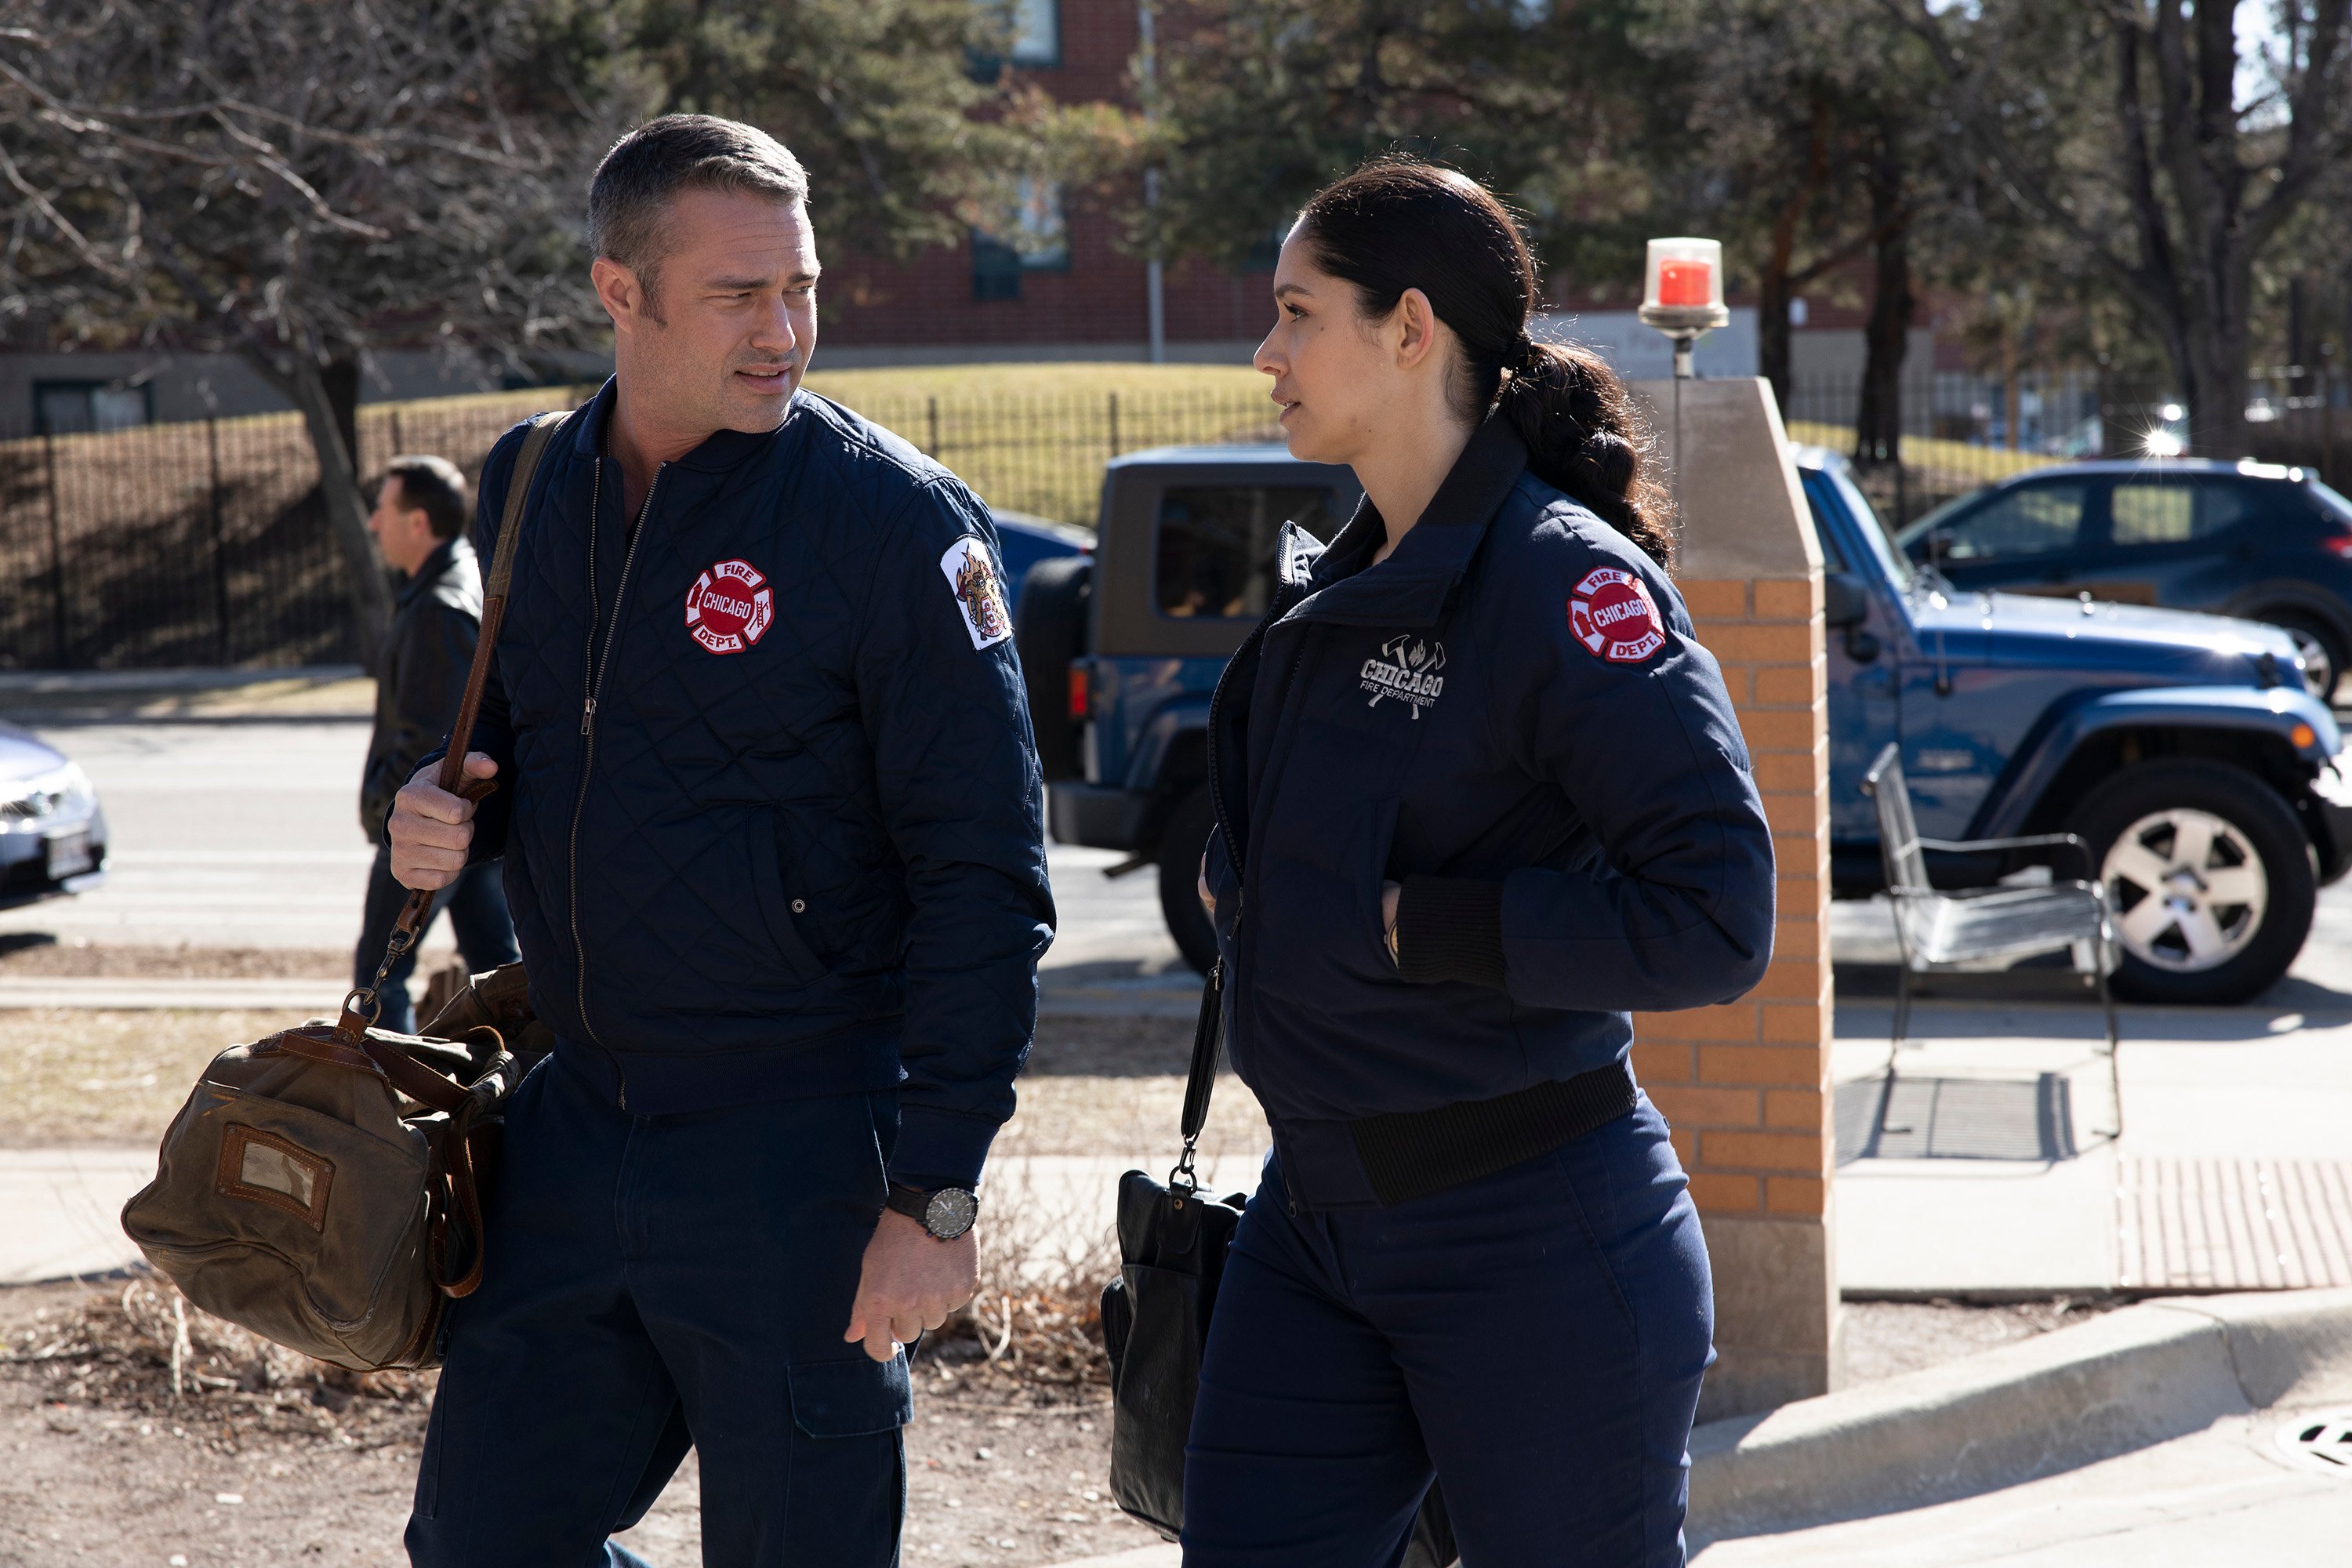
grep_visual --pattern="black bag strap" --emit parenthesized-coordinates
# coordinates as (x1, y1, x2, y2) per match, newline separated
(1171, 958, 1223, 1193)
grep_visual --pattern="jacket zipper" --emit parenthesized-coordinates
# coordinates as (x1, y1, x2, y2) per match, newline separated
(568, 457, 664, 1108)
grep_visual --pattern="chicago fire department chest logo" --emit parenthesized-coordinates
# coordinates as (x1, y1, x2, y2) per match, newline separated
(938, 536, 1013, 650)
(684, 559, 774, 655)
(1569, 566, 1666, 664)
(1361, 634, 1446, 718)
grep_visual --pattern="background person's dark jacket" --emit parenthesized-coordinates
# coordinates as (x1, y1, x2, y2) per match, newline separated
(425, 379, 1054, 1192)
(361, 536, 482, 841)
(1203, 416, 1775, 1207)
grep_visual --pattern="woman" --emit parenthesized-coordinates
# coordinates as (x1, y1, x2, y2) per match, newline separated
(1187, 162, 1775, 1566)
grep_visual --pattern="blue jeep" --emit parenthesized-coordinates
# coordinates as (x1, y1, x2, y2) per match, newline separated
(1016, 443, 2352, 1005)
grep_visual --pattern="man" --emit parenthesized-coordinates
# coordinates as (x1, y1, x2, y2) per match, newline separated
(387, 115, 1053, 1566)
(357, 455, 519, 1033)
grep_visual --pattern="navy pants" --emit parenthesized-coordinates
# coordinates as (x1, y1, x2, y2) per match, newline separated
(354, 846, 519, 1034)
(1182, 1094, 1713, 1568)
(405, 1054, 911, 1567)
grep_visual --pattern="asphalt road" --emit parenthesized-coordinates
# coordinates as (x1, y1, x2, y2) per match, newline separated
(0, 718, 1186, 980)
(2, 715, 2346, 1004)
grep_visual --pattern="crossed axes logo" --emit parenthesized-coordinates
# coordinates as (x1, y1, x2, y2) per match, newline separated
(1359, 634, 1446, 718)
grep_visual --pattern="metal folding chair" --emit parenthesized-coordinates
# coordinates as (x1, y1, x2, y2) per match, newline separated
(1860, 742, 2122, 1139)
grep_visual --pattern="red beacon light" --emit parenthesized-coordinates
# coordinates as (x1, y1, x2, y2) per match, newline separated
(1637, 238, 1730, 379)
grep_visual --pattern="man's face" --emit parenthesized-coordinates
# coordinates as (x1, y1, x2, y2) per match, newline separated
(367, 477, 434, 575)
(595, 188, 821, 441)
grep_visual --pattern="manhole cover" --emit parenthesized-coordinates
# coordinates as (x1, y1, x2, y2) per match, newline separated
(2274, 1408, 2352, 1476)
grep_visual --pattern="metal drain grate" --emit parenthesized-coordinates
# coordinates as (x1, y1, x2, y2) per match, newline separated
(2274, 1408, 2352, 1477)
(2117, 1159, 2352, 1290)
(1834, 1074, 2073, 1164)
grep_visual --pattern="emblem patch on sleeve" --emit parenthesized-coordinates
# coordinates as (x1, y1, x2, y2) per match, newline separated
(939, 536, 1014, 650)
(1569, 566, 1666, 664)
(685, 559, 774, 655)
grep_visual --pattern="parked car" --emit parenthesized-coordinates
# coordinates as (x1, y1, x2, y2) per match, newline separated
(989, 509, 1093, 608)
(1893, 459, 2352, 702)
(1018, 443, 2352, 1007)
(0, 723, 107, 907)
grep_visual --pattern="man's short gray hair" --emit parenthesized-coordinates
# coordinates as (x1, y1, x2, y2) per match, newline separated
(587, 114, 809, 307)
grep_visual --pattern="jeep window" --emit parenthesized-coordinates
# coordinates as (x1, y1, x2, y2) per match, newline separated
(1934, 481, 2090, 561)
(2108, 477, 2254, 546)
(1155, 486, 1335, 619)
(2311, 477, 2352, 527)
(1819, 463, 1911, 590)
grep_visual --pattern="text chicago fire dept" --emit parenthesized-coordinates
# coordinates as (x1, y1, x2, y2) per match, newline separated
(1361, 635, 1446, 717)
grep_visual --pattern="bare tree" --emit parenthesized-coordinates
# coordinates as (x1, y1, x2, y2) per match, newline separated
(1886, 0, 2352, 458)
(0, 0, 618, 659)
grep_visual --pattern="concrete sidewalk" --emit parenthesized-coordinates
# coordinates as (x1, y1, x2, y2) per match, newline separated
(1831, 995, 2352, 1295)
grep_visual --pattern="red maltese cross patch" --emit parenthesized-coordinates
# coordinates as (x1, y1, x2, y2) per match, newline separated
(1569, 566, 1665, 664)
(684, 559, 774, 655)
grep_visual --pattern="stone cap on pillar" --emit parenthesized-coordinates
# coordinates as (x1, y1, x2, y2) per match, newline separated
(1630, 377, 1820, 582)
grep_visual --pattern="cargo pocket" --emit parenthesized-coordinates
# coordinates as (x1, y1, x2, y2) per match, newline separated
(788, 1353, 913, 1439)
(748, 806, 826, 982)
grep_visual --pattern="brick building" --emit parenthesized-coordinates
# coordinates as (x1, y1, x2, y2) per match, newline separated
(821, 0, 1269, 367)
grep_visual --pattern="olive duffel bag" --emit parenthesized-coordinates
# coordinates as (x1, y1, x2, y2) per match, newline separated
(118, 410, 567, 1372)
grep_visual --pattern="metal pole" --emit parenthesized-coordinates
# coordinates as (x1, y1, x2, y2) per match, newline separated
(927, 396, 941, 457)
(1140, 1, 1166, 365)
(207, 418, 231, 664)
(1109, 392, 1121, 459)
(40, 430, 66, 668)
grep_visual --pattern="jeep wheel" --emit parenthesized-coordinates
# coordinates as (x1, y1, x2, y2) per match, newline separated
(1157, 785, 1219, 976)
(2067, 760, 2315, 1005)
(2256, 608, 2345, 703)
(1014, 555, 1092, 782)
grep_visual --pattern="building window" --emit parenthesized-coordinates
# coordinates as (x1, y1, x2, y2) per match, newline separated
(971, 179, 1069, 301)
(33, 380, 151, 435)
(968, 0, 1059, 79)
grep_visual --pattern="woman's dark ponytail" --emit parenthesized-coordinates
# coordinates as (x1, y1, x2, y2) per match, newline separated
(1295, 160, 1675, 568)
(1501, 338, 1675, 567)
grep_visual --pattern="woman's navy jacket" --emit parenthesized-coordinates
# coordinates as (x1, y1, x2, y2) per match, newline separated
(434, 379, 1054, 1192)
(1203, 416, 1775, 1203)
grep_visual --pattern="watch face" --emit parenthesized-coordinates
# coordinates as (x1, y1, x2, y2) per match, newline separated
(924, 1187, 978, 1240)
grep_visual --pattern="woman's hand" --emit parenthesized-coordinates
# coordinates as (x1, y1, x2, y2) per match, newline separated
(1382, 880, 1400, 964)
(1199, 852, 1215, 916)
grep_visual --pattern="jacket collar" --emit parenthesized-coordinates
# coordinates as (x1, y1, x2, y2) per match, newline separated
(396, 536, 466, 605)
(1289, 412, 1528, 628)
(568, 374, 789, 474)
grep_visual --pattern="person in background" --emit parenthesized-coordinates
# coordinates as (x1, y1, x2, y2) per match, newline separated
(355, 454, 518, 1033)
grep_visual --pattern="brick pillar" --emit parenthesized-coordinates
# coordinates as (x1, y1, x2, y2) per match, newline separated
(1632, 377, 1838, 1421)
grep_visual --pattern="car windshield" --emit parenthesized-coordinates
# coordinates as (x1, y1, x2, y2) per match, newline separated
(2311, 477, 2352, 526)
(1822, 463, 1916, 590)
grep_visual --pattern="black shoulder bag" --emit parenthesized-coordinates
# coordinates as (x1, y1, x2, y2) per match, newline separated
(1101, 960, 1459, 1565)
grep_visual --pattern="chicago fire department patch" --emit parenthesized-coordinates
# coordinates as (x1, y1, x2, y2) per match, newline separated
(1569, 566, 1665, 664)
(939, 536, 1014, 650)
(1360, 635, 1446, 718)
(684, 559, 774, 655)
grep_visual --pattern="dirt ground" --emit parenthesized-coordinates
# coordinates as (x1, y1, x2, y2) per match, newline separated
(0, 999, 2124, 1566)
(0, 1278, 1161, 1568)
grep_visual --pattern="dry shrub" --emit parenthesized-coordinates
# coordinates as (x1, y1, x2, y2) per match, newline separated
(923, 1165, 1120, 1394)
(1, 1276, 430, 1446)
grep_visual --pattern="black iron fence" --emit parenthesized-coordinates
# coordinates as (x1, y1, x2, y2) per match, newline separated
(6, 369, 2347, 670)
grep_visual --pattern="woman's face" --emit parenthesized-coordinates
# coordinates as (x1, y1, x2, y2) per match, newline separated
(1254, 226, 1446, 468)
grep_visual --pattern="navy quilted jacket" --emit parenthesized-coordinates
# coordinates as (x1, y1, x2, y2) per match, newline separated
(1203, 416, 1773, 1207)
(441, 379, 1053, 1190)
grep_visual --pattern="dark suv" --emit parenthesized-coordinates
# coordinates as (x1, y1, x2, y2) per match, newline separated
(1894, 459, 2352, 701)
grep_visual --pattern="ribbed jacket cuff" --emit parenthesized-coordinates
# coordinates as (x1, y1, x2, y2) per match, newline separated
(887, 1108, 999, 1194)
(1394, 876, 1507, 988)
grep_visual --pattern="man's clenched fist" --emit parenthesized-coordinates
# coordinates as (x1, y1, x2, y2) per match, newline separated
(387, 752, 498, 891)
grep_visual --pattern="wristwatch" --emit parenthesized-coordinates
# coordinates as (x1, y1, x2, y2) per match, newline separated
(885, 1182, 979, 1241)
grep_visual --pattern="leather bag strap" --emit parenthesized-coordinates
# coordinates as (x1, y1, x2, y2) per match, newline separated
(1171, 959, 1223, 1192)
(344, 408, 569, 1036)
